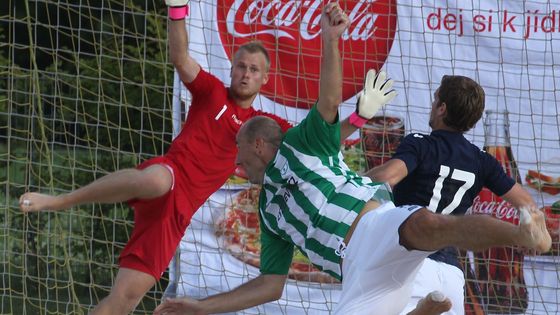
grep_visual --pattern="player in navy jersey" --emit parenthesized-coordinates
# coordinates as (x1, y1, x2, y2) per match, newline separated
(366, 75, 538, 314)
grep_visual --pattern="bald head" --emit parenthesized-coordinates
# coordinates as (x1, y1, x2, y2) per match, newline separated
(238, 116, 283, 150)
(236, 116, 284, 184)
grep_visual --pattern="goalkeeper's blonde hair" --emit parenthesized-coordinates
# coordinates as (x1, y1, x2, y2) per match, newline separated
(234, 41, 271, 72)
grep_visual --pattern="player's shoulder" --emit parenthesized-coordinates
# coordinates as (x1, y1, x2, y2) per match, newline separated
(461, 139, 487, 157)
(197, 67, 219, 81)
(407, 132, 429, 138)
(402, 132, 431, 144)
(477, 146, 500, 163)
(199, 68, 227, 86)
(456, 139, 494, 169)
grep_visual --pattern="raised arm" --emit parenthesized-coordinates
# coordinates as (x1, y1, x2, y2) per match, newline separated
(316, 3, 349, 124)
(154, 274, 287, 315)
(339, 117, 358, 143)
(340, 68, 398, 142)
(167, 1, 201, 84)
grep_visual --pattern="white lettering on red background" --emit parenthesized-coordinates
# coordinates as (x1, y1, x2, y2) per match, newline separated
(471, 195, 520, 222)
(226, 0, 379, 41)
(217, 0, 396, 108)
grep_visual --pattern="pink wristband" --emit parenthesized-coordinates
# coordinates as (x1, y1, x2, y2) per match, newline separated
(349, 112, 369, 128)
(168, 6, 189, 20)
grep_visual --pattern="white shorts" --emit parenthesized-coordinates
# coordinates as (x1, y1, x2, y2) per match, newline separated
(399, 258, 465, 315)
(334, 202, 433, 315)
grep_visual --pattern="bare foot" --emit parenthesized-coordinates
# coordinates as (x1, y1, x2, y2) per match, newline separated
(19, 192, 67, 212)
(407, 291, 452, 315)
(519, 207, 552, 253)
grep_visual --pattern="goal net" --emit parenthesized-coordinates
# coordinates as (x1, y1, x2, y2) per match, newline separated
(2, 0, 559, 314)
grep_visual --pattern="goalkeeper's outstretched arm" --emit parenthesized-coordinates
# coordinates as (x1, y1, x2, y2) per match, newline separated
(167, 0, 201, 84)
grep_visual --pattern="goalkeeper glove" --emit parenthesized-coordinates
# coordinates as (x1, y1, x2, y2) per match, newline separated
(166, 0, 189, 20)
(349, 69, 397, 128)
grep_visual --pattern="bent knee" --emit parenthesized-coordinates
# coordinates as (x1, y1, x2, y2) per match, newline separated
(137, 165, 174, 198)
(399, 208, 449, 250)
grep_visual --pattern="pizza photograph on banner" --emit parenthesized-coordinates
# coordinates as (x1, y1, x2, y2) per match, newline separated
(215, 186, 340, 284)
(216, 0, 397, 108)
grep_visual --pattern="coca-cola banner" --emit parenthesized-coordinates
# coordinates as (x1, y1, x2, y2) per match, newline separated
(176, 0, 560, 313)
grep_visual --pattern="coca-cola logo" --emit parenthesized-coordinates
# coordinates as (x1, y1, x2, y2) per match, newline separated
(471, 189, 520, 224)
(217, 0, 397, 108)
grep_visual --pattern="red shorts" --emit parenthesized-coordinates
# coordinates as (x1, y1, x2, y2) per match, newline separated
(119, 156, 194, 280)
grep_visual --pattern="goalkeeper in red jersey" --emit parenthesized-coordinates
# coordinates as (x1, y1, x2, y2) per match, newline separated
(16, 0, 370, 314)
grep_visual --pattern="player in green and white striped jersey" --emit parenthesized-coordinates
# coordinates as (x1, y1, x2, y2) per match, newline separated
(154, 3, 551, 315)
(257, 102, 393, 280)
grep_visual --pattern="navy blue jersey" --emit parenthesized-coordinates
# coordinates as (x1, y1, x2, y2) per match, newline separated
(391, 130, 515, 267)
(393, 130, 514, 214)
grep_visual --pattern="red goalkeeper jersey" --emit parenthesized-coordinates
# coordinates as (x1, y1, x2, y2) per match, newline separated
(166, 69, 291, 214)
(122, 69, 291, 279)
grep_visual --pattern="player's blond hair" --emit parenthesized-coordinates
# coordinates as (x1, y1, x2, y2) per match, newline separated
(234, 41, 271, 72)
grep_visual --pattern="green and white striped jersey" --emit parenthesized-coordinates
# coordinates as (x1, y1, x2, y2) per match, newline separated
(258, 105, 392, 281)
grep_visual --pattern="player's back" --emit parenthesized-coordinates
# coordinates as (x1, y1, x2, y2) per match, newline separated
(392, 130, 513, 216)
